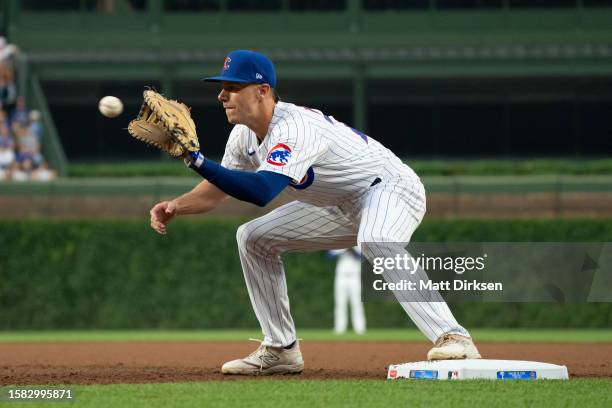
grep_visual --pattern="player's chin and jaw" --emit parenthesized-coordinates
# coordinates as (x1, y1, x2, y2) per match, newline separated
(224, 107, 239, 124)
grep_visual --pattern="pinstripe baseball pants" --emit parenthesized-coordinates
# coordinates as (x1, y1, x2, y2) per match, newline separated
(236, 177, 470, 347)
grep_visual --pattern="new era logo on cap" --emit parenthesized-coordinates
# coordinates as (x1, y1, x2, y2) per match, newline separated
(203, 50, 277, 88)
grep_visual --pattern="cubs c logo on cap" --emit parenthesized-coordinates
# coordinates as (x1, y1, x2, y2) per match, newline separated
(203, 50, 277, 88)
(266, 143, 292, 166)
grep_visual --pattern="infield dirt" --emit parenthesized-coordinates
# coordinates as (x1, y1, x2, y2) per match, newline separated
(1, 341, 610, 384)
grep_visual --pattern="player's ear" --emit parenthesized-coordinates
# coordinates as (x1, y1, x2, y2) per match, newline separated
(258, 84, 271, 100)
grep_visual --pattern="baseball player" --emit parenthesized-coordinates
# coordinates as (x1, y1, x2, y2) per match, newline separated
(149, 50, 481, 375)
(329, 247, 366, 335)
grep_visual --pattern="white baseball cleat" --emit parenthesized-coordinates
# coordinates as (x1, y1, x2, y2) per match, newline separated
(427, 334, 482, 361)
(221, 340, 304, 375)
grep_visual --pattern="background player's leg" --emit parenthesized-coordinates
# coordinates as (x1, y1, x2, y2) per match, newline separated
(334, 274, 348, 334)
(237, 200, 357, 347)
(349, 276, 366, 334)
(356, 180, 470, 343)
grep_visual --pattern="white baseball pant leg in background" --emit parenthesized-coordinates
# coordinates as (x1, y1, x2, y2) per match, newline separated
(348, 274, 366, 334)
(334, 273, 367, 334)
(334, 256, 366, 334)
(333, 273, 349, 334)
(237, 179, 469, 347)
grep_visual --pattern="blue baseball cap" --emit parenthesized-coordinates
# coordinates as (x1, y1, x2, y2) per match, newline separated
(203, 50, 277, 88)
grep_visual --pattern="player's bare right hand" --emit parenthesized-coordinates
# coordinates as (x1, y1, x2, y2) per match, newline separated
(150, 201, 177, 235)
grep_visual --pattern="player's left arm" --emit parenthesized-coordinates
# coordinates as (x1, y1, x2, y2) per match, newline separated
(187, 153, 291, 207)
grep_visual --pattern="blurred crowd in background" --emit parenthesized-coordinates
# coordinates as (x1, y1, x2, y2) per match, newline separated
(0, 36, 56, 182)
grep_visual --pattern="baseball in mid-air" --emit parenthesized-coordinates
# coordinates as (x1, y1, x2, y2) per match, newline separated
(98, 96, 123, 118)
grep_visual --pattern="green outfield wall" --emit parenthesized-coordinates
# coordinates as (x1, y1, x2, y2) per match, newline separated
(1, 218, 611, 330)
(5, 1, 612, 159)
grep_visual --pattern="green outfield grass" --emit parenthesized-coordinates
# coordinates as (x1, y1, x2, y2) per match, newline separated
(2, 379, 610, 408)
(68, 158, 612, 177)
(0, 329, 611, 343)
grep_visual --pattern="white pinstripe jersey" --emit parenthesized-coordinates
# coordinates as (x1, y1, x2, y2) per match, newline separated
(221, 101, 419, 207)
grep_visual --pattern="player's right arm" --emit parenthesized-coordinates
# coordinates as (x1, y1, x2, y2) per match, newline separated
(149, 180, 228, 235)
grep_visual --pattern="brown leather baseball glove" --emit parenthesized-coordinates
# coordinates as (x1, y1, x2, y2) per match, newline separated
(127, 90, 200, 157)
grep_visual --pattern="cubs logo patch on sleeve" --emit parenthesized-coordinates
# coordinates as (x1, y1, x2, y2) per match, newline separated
(266, 143, 292, 166)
